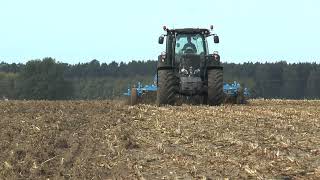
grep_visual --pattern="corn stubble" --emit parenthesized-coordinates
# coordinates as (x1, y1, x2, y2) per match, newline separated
(0, 99, 320, 179)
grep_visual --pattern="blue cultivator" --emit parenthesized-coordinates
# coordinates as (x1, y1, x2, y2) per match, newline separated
(223, 81, 250, 104)
(124, 79, 249, 105)
(124, 82, 157, 97)
(124, 82, 158, 105)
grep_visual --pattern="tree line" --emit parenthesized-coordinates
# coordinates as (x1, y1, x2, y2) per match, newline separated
(1, 58, 320, 100)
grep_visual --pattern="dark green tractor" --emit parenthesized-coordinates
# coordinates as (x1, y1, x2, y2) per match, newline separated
(157, 26, 223, 106)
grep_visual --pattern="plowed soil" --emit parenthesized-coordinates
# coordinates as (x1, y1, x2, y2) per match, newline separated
(1, 100, 320, 179)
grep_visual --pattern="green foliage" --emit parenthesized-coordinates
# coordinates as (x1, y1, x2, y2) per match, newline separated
(16, 58, 73, 100)
(1, 59, 320, 100)
(71, 75, 152, 99)
(0, 72, 18, 98)
(306, 69, 320, 98)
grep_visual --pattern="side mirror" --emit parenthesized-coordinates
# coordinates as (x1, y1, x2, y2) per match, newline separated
(158, 36, 164, 44)
(214, 35, 219, 43)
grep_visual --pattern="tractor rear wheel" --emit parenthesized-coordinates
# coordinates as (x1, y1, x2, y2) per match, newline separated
(207, 69, 223, 106)
(156, 70, 178, 106)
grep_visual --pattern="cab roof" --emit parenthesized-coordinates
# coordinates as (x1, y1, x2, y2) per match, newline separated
(167, 28, 211, 35)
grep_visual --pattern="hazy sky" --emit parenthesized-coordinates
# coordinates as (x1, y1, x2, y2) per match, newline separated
(0, 0, 319, 64)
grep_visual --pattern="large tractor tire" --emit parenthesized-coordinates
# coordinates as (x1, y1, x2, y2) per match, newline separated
(156, 70, 178, 106)
(207, 69, 223, 106)
(130, 88, 138, 105)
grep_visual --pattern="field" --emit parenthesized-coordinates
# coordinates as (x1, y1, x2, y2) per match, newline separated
(0, 100, 320, 179)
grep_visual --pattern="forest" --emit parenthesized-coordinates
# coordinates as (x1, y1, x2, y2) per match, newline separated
(1, 57, 320, 100)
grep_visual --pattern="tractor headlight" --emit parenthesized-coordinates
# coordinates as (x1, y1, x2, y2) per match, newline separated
(181, 68, 188, 75)
(213, 51, 220, 61)
(160, 52, 166, 62)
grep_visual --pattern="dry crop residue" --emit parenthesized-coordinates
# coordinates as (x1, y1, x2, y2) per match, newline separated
(0, 100, 320, 179)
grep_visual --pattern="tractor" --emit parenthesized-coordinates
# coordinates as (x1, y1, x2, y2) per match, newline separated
(157, 26, 223, 106)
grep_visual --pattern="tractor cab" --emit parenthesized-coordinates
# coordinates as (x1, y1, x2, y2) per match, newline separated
(158, 27, 220, 79)
(175, 33, 205, 72)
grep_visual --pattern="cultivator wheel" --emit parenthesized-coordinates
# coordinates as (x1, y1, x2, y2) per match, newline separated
(130, 88, 138, 105)
(236, 87, 248, 104)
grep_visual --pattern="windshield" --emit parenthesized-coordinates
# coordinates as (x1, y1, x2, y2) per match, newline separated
(175, 34, 205, 55)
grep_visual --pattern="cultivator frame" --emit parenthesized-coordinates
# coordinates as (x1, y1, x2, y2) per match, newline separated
(223, 81, 250, 104)
(124, 82, 158, 105)
(124, 80, 249, 105)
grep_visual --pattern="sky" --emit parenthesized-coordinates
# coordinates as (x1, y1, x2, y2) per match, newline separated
(0, 0, 320, 64)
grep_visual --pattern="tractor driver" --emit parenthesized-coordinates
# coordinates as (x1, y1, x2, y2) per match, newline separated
(182, 36, 197, 53)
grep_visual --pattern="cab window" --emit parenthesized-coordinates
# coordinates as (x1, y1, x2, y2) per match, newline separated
(175, 34, 205, 55)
